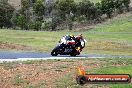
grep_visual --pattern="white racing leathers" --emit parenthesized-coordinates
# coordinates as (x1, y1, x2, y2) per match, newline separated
(81, 39, 87, 48)
(60, 36, 75, 45)
(60, 36, 87, 48)
(60, 36, 67, 44)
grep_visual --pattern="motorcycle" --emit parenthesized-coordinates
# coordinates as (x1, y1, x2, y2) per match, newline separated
(51, 35, 86, 56)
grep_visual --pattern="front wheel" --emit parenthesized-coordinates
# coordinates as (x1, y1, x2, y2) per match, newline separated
(51, 45, 60, 56)
(51, 50, 58, 56)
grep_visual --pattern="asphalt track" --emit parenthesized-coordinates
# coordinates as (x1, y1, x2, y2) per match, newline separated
(0, 51, 132, 62)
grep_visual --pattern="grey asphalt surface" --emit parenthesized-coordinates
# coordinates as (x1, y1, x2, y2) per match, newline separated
(0, 51, 132, 59)
(0, 51, 49, 59)
(0, 51, 132, 62)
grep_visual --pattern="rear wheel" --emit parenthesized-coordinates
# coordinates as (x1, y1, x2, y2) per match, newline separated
(70, 52, 76, 56)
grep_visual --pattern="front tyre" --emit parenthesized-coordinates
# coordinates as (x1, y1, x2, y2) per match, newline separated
(51, 45, 60, 56)
(51, 50, 58, 56)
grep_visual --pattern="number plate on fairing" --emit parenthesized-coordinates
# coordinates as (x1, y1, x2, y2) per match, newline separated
(64, 49, 73, 53)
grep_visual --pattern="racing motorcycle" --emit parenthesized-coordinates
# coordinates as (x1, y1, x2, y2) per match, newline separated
(51, 35, 86, 56)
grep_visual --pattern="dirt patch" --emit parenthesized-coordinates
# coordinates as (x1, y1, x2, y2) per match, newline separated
(0, 59, 131, 88)
(0, 59, 104, 88)
(0, 42, 33, 51)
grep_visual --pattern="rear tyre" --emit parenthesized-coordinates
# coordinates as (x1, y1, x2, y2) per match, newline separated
(70, 52, 76, 56)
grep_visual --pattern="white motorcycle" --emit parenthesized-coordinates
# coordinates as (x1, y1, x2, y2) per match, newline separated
(51, 35, 87, 56)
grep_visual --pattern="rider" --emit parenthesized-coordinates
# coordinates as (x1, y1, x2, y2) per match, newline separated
(60, 34, 85, 50)
(65, 35, 76, 48)
(75, 34, 85, 51)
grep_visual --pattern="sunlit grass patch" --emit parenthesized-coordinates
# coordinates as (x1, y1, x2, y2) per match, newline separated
(94, 65, 132, 76)
(83, 40, 132, 55)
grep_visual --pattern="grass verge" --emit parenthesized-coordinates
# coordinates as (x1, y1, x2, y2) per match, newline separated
(0, 58, 132, 88)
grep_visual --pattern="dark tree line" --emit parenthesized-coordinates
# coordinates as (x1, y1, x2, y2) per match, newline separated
(0, 1, 14, 28)
(0, 0, 131, 30)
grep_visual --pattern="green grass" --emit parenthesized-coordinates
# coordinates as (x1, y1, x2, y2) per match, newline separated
(109, 84, 132, 88)
(55, 58, 132, 88)
(88, 14, 132, 32)
(86, 65, 132, 88)
(92, 65, 132, 75)
(49, 58, 132, 88)
(85, 58, 132, 88)
(87, 57, 132, 74)
(83, 13, 132, 55)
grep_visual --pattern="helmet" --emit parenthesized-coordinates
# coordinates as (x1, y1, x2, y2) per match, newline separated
(78, 34, 83, 38)
(75, 34, 83, 42)
(76, 36, 81, 42)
